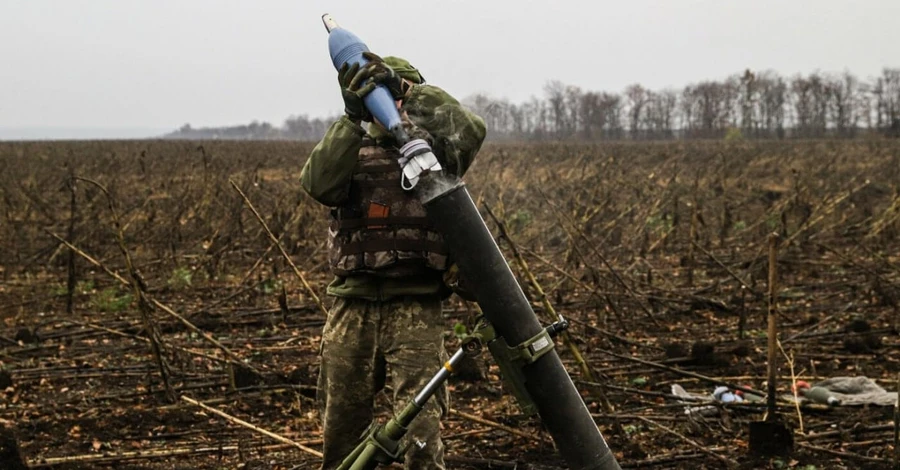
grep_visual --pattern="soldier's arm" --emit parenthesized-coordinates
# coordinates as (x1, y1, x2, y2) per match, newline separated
(403, 84, 486, 177)
(300, 116, 366, 207)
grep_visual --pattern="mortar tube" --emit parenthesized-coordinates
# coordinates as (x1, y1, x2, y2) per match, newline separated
(419, 175, 621, 470)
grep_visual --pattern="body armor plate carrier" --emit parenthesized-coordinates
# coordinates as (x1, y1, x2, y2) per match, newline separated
(328, 139, 448, 278)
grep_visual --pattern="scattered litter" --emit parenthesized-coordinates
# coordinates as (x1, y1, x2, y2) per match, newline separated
(671, 384, 718, 416)
(713, 386, 743, 403)
(671, 384, 754, 416)
(786, 376, 897, 406)
(793, 380, 841, 406)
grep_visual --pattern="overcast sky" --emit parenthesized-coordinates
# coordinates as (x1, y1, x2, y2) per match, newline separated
(1, 0, 897, 138)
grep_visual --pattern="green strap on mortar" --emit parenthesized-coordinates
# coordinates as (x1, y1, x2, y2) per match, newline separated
(513, 328, 555, 364)
(476, 319, 556, 416)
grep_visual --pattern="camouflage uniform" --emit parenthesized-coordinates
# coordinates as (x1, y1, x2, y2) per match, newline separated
(317, 296, 448, 469)
(300, 68, 485, 470)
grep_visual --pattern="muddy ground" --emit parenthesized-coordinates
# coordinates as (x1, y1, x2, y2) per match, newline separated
(1, 139, 899, 469)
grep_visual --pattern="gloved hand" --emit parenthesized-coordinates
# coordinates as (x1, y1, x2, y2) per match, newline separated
(338, 62, 378, 122)
(361, 52, 407, 100)
(369, 52, 428, 142)
(339, 53, 409, 122)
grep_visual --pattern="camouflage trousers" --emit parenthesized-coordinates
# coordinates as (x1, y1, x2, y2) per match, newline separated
(317, 296, 449, 470)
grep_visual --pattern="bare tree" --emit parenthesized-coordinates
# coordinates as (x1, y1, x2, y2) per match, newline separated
(578, 91, 603, 140)
(544, 80, 567, 138)
(440, 67, 897, 141)
(739, 69, 758, 135)
(873, 68, 900, 136)
(757, 71, 787, 138)
(825, 71, 860, 137)
(625, 84, 649, 139)
(599, 92, 624, 139)
(563, 85, 582, 137)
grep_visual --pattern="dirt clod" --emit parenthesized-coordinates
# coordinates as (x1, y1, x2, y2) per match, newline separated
(229, 364, 263, 390)
(0, 370, 11, 390)
(452, 355, 485, 382)
(663, 342, 689, 359)
(689, 341, 719, 366)
(842, 334, 883, 353)
(845, 318, 871, 333)
(0, 426, 27, 470)
(13, 328, 38, 344)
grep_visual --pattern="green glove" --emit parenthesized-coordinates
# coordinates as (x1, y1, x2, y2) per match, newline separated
(338, 62, 379, 122)
(361, 52, 407, 100)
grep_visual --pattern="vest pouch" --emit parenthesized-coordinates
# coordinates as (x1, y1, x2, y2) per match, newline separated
(328, 142, 448, 278)
(366, 201, 390, 229)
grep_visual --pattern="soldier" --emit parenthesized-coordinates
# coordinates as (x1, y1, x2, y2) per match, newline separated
(300, 53, 486, 470)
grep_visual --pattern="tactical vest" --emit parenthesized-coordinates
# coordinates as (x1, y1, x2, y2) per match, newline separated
(327, 138, 449, 278)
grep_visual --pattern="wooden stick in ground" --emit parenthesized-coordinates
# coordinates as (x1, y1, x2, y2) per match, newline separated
(65, 174, 77, 314)
(181, 395, 323, 458)
(739, 288, 747, 340)
(686, 206, 697, 288)
(766, 232, 779, 421)
(777, 340, 803, 433)
(74, 177, 175, 402)
(230, 179, 327, 317)
(30, 446, 246, 467)
(29, 443, 299, 467)
(449, 409, 539, 442)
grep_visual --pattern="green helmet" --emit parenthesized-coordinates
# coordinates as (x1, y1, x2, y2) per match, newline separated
(382, 56, 425, 84)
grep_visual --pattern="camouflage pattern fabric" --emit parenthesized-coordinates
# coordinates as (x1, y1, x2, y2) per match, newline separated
(327, 142, 449, 278)
(317, 296, 448, 470)
(367, 84, 485, 177)
(382, 56, 425, 84)
(301, 116, 366, 208)
(301, 83, 485, 197)
(402, 85, 485, 177)
(300, 83, 485, 300)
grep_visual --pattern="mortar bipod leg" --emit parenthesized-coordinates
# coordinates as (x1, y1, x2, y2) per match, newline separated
(339, 347, 470, 470)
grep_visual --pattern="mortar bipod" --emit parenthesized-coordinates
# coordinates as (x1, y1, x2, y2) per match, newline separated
(463, 315, 568, 416)
(336, 316, 568, 469)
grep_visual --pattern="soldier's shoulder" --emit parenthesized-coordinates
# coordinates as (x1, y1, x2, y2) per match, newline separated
(408, 84, 461, 108)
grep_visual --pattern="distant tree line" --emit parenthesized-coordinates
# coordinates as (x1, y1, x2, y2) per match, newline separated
(467, 68, 900, 140)
(164, 67, 900, 141)
(164, 114, 337, 141)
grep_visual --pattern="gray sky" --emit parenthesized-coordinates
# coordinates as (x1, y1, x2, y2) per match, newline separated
(1, 0, 897, 138)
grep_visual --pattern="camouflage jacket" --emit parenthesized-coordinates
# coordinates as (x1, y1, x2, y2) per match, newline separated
(300, 83, 486, 301)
